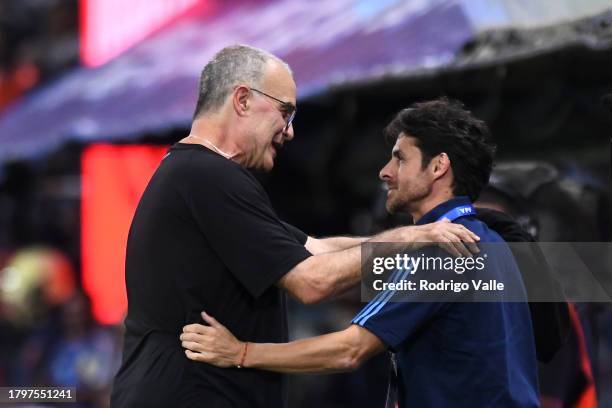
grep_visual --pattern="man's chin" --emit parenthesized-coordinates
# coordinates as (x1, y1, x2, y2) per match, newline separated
(261, 148, 277, 171)
(385, 201, 398, 214)
(261, 159, 275, 172)
(386, 198, 409, 215)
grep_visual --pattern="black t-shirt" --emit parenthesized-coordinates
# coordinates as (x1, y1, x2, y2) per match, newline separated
(111, 143, 312, 408)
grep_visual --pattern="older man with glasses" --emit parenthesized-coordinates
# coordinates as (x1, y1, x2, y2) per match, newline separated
(250, 87, 296, 130)
(110, 44, 480, 408)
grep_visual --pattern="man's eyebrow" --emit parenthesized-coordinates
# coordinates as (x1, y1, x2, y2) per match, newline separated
(392, 149, 403, 159)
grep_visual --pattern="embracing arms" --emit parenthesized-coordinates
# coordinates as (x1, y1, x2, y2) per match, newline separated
(279, 220, 480, 304)
(181, 312, 385, 373)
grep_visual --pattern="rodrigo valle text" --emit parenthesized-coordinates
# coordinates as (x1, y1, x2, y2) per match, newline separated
(373, 279, 505, 293)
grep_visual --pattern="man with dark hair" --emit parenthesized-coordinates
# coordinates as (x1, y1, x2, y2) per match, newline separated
(180, 97, 540, 408)
(383, 98, 495, 202)
(110, 46, 479, 408)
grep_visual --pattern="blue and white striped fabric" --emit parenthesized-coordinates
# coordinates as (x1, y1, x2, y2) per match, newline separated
(352, 260, 414, 326)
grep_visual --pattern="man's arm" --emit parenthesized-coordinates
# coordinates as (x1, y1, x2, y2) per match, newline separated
(305, 236, 367, 254)
(280, 220, 480, 304)
(181, 312, 385, 373)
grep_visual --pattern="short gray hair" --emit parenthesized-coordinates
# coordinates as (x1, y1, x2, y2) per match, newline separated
(192, 44, 291, 119)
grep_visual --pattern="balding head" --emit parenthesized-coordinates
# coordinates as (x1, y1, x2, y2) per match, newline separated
(192, 44, 292, 119)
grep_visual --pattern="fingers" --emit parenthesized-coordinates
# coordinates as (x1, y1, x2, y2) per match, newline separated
(438, 242, 461, 258)
(447, 223, 479, 242)
(180, 314, 240, 369)
(180, 332, 210, 352)
(464, 240, 480, 254)
(182, 311, 223, 334)
(464, 226, 480, 242)
(438, 223, 480, 256)
(184, 344, 234, 368)
(182, 339, 206, 353)
(454, 225, 480, 244)
(180, 330, 217, 344)
(183, 323, 213, 335)
(450, 240, 473, 258)
(440, 231, 473, 258)
(441, 222, 479, 240)
(185, 349, 200, 361)
(185, 349, 210, 363)
(428, 221, 480, 258)
(451, 228, 480, 256)
(201, 311, 221, 327)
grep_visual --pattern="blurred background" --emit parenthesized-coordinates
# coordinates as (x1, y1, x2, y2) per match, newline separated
(1, 0, 612, 407)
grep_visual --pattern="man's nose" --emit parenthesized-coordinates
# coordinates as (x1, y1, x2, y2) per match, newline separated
(282, 122, 294, 141)
(379, 161, 392, 181)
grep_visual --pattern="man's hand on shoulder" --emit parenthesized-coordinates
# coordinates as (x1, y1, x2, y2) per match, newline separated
(400, 220, 480, 257)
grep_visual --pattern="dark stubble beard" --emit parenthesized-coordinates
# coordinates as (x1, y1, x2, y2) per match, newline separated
(385, 184, 432, 215)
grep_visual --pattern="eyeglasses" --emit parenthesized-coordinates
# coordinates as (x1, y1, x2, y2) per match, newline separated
(250, 87, 296, 131)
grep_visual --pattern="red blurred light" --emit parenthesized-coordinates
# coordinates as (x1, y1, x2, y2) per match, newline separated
(81, 144, 168, 324)
(79, 0, 206, 67)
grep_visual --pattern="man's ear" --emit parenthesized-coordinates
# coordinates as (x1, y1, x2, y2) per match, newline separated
(233, 86, 250, 117)
(432, 152, 451, 180)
